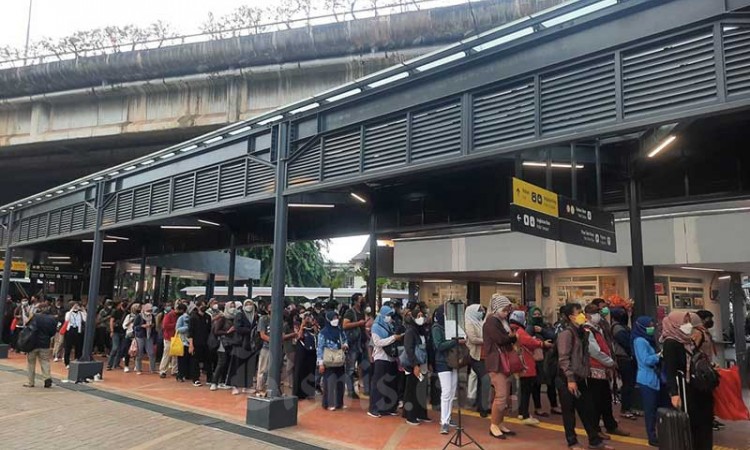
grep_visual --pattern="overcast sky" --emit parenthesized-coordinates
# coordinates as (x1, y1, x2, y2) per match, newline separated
(0, 0, 261, 48)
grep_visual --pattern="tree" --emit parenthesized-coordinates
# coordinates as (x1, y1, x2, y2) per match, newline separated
(323, 264, 352, 301)
(355, 257, 405, 310)
(240, 240, 328, 287)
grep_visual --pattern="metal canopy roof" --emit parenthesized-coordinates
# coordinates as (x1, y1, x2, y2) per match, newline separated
(3, 0, 750, 252)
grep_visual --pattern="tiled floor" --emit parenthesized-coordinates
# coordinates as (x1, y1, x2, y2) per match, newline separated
(4, 351, 749, 450)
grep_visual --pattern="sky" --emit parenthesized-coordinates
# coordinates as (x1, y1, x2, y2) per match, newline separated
(0, 0, 372, 262)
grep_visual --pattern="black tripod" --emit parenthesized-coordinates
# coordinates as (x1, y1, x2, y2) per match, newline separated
(442, 301, 484, 450)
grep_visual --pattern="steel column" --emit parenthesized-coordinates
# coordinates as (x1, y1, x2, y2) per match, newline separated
(545, 148, 552, 190)
(163, 275, 171, 303)
(0, 210, 14, 355)
(570, 143, 577, 200)
(367, 213, 378, 313)
(80, 183, 106, 362)
(730, 274, 748, 387)
(595, 141, 603, 208)
(268, 122, 289, 399)
(137, 246, 146, 302)
(206, 273, 216, 300)
(227, 233, 236, 302)
(153, 266, 162, 306)
(628, 176, 652, 318)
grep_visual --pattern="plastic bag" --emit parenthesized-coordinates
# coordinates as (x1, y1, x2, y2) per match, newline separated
(713, 366, 750, 421)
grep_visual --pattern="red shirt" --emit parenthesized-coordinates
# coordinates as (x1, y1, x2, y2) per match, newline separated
(511, 324, 543, 378)
(162, 310, 178, 340)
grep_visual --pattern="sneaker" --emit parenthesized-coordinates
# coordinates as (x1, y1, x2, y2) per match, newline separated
(65, 365, 69, 369)
(327, 407, 336, 411)
(387, 411, 399, 416)
(367, 412, 382, 419)
(406, 419, 420, 426)
(136, 371, 143, 375)
(193, 381, 203, 387)
(218, 383, 231, 390)
(159, 372, 167, 379)
(210, 384, 218, 391)
(232, 387, 240, 395)
(106, 367, 113, 371)
(418, 417, 433, 423)
(124, 367, 130, 373)
(54, 357, 59, 362)
(44, 379, 52, 389)
(522, 417, 540, 426)
(440, 424, 450, 435)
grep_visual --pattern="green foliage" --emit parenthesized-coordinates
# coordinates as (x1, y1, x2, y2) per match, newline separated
(240, 240, 328, 287)
(323, 264, 353, 300)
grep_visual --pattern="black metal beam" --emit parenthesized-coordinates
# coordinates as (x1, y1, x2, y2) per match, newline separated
(80, 182, 106, 361)
(367, 213, 378, 312)
(0, 210, 14, 351)
(137, 246, 146, 302)
(227, 233, 236, 302)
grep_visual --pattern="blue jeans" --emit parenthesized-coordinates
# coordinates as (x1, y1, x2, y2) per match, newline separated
(345, 347, 362, 395)
(639, 384, 669, 443)
(107, 333, 123, 369)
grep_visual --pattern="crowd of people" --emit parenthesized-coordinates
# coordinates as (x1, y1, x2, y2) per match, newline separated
(4, 291, 728, 450)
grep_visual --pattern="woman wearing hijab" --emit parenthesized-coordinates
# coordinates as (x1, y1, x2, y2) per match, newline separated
(317, 311, 348, 411)
(464, 304, 490, 417)
(402, 304, 431, 425)
(527, 306, 560, 415)
(133, 303, 157, 374)
(510, 310, 551, 425)
(229, 299, 261, 396)
(368, 305, 403, 418)
(610, 307, 637, 419)
(210, 302, 236, 391)
(632, 316, 665, 447)
(482, 294, 517, 439)
(661, 311, 713, 450)
(294, 311, 318, 400)
(432, 304, 464, 434)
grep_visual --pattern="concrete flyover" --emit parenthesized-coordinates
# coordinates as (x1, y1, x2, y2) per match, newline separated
(0, 0, 563, 204)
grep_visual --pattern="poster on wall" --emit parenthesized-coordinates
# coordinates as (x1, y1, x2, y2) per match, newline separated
(657, 306, 670, 323)
(658, 295, 670, 306)
(693, 296, 705, 308)
(672, 293, 685, 308)
(599, 276, 620, 300)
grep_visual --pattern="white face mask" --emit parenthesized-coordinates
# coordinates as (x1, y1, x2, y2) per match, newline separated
(365, 306, 372, 314)
(589, 313, 601, 325)
(384, 316, 392, 324)
(330, 319, 339, 327)
(414, 317, 425, 326)
(226, 308, 236, 315)
(679, 323, 693, 335)
(211, 304, 219, 311)
(244, 306, 254, 313)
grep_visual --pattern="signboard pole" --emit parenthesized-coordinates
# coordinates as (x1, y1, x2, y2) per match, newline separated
(0, 210, 14, 359)
(628, 176, 652, 318)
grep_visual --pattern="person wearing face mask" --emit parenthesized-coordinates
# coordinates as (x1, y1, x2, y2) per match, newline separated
(694, 310, 724, 432)
(175, 303, 191, 382)
(556, 303, 611, 450)
(317, 311, 348, 411)
(431, 303, 465, 434)
(209, 302, 236, 391)
(527, 306, 561, 415)
(208, 298, 220, 317)
(661, 311, 714, 450)
(188, 301, 213, 387)
(368, 305, 403, 418)
(402, 305, 431, 425)
(464, 304, 490, 417)
(158, 302, 178, 379)
(63, 302, 87, 369)
(510, 310, 553, 426)
(229, 299, 261, 395)
(133, 303, 157, 374)
(294, 311, 318, 400)
(583, 303, 629, 441)
(610, 307, 637, 420)
(343, 293, 367, 399)
(632, 316, 665, 447)
(255, 302, 273, 397)
(483, 295, 517, 440)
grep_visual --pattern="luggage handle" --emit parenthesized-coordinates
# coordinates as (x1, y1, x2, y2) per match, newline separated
(676, 370, 688, 415)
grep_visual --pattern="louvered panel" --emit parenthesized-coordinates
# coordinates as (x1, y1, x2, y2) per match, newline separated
(541, 58, 616, 133)
(363, 118, 407, 171)
(60, 208, 73, 234)
(49, 211, 61, 235)
(247, 161, 275, 195)
(288, 142, 321, 187)
(150, 181, 170, 215)
(473, 82, 535, 151)
(19, 219, 29, 241)
(322, 130, 360, 180)
(411, 101, 462, 162)
(724, 26, 750, 97)
(195, 167, 219, 206)
(219, 159, 246, 201)
(116, 191, 134, 222)
(84, 205, 95, 229)
(102, 200, 116, 226)
(133, 187, 151, 219)
(11, 225, 19, 244)
(71, 204, 85, 231)
(38, 213, 48, 238)
(28, 216, 39, 240)
(623, 30, 716, 117)
(172, 175, 195, 210)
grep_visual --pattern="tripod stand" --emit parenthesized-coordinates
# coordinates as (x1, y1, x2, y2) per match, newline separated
(442, 301, 484, 450)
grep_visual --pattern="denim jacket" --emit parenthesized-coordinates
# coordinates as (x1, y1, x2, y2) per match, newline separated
(634, 336, 661, 390)
(316, 329, 347, 366)
(176, 313, 190, 346)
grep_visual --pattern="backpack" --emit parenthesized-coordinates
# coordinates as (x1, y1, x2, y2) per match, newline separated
(17, 323, 38, 353)
(543, 337, 559, 384)
(610, 323, 631, 359)
(688, 334, 719, 392)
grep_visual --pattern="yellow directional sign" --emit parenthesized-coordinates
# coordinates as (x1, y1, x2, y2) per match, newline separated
(0, 260, 27, 272)
(512, 177, 559, 218)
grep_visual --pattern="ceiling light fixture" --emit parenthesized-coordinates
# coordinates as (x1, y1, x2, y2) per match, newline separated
(141, 159, 155, 165)
(47, 256, 71, 260)
(197, 219, 221, 227)
(680, 266, 723, 272)
(350, 193, 367, 203)
(423, 279, 454, 283)
(288, 203, 336, 208)
(258, 115, 284, 126)
(106, 235, 130, 241)
(648, 135, 677, 158)
(160, 225, 202, 230)
(229, 126, 252, 135)
(326, 88, 361, 103)
(289, 102, 320, 115)
(93, 176, 104, 181)
(523, 161, 584, 169)
(67, 186, 76, 190)
(513, 272, 520, 277)
(718, 275, 731, 280)
(55, 190, 63, 194)
(160, 152, 175, 159)
(180, 144, 198, 153)
(496, 282, 522, 286)
(109, 171, 120, 177)
(82, 239, 117, 243)
(204, 136, 224, 145)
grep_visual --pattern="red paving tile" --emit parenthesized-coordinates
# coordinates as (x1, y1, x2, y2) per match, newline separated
(4, 351, 749, 450)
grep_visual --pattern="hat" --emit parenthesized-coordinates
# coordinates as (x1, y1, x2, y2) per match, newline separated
(509, 310, 526, 325)
(489, 294, 512, 314)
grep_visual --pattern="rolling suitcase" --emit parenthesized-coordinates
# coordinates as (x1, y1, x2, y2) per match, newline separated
(657, 371, 692, 450)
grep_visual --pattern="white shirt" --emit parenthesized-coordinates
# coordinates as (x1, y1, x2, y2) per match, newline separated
(372, 332, 397, 362)
(65, 310, 86, 330)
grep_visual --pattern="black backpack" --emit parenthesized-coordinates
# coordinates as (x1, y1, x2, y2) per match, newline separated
(543, 336, 559, 384)
(17, 324, 38, 353)
(688, 334, 719, 392)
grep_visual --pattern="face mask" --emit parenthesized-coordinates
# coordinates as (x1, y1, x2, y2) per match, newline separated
(600, 307, 610, 317)
(226, 308, 236, 315)
(211, 304, 219, 311)
(384, 316, 392, 324)
(589, 313, 602, 325)
(532, 317, 543, 326)
(22, 301, 28, 306)
(415, 317, 425, 326)
(365, 306, 372, 314)
(330, 319, 339, 327)
(165, 307, 172, 312)
(679, 323, 693, 335)
(244, 306, 254, 313)
(646, 327, 655, 336)
(573, 313, 587, 326)
(704, 319, 714, 329)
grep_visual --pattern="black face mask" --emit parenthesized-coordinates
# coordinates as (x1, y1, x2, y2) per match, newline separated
(532, 317, 544, 327)
(704, 319, 714, 329)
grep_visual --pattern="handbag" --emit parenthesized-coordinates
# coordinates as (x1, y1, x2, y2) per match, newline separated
(10, 317, 18, 332)
(531, 347, 544, 362)
(59, 320, 69, 336)
(169, 336, 184, 357)
(499, 345, 525, 375)
(128, 338, 139, 357)
(17, 324, 37, 353)
(447, 343, 471, 369)
(399, 343, 428, 367)
(323, 347, 345, 368)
